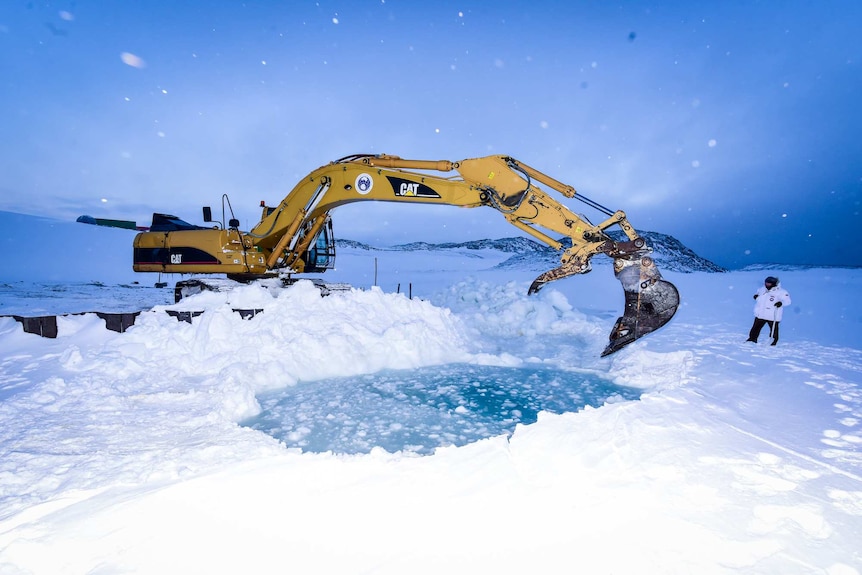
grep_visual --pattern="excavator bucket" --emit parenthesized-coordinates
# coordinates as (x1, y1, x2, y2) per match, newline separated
(601, 256, 680, 356)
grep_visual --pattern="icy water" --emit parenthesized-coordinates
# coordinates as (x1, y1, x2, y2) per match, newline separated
(242, 363, 640, 455)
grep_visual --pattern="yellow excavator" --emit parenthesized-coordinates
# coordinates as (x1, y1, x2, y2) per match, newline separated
(133, 154, 679, 356)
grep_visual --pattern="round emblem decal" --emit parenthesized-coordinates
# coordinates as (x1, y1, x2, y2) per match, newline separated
(355, 173, 373, 195)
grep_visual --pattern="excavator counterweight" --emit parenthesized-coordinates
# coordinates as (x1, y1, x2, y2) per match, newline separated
(132, 154, 680, 355)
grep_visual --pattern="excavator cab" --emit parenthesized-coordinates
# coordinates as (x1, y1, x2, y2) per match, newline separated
(303, 217, 336, 273)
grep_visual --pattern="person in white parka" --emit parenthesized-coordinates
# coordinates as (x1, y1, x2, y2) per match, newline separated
(747, 276, 792, 345)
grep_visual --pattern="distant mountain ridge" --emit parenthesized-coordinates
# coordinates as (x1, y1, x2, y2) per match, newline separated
(739, 262, 862, 271)
(388, 237, 549, 254)
(337, 232, 726, 273)
(336, 237, 545, 254)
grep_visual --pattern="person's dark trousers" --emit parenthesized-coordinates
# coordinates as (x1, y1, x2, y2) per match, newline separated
(748, 318, 779, 344)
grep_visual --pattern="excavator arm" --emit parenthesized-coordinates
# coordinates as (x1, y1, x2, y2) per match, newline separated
(133, 154, 679, 355)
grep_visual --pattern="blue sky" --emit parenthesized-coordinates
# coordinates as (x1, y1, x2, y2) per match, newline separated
(1, 1, 859, 268)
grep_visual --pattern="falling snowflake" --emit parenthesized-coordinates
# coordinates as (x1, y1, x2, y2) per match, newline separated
(120, 52, 146, 68)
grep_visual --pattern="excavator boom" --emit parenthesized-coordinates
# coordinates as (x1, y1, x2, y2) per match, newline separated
(133, 154, 680, 355)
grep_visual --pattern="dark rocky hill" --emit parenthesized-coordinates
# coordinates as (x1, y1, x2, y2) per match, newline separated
(337, 231, 726, 273)
(616, 231, 727, 273)
(386, 237, 549, 254)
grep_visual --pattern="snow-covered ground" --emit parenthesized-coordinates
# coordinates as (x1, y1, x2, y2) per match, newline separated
(1, 216, 861, 574)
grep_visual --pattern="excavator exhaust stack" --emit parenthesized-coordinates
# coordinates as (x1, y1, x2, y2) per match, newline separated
(601, 256, 680, 357)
